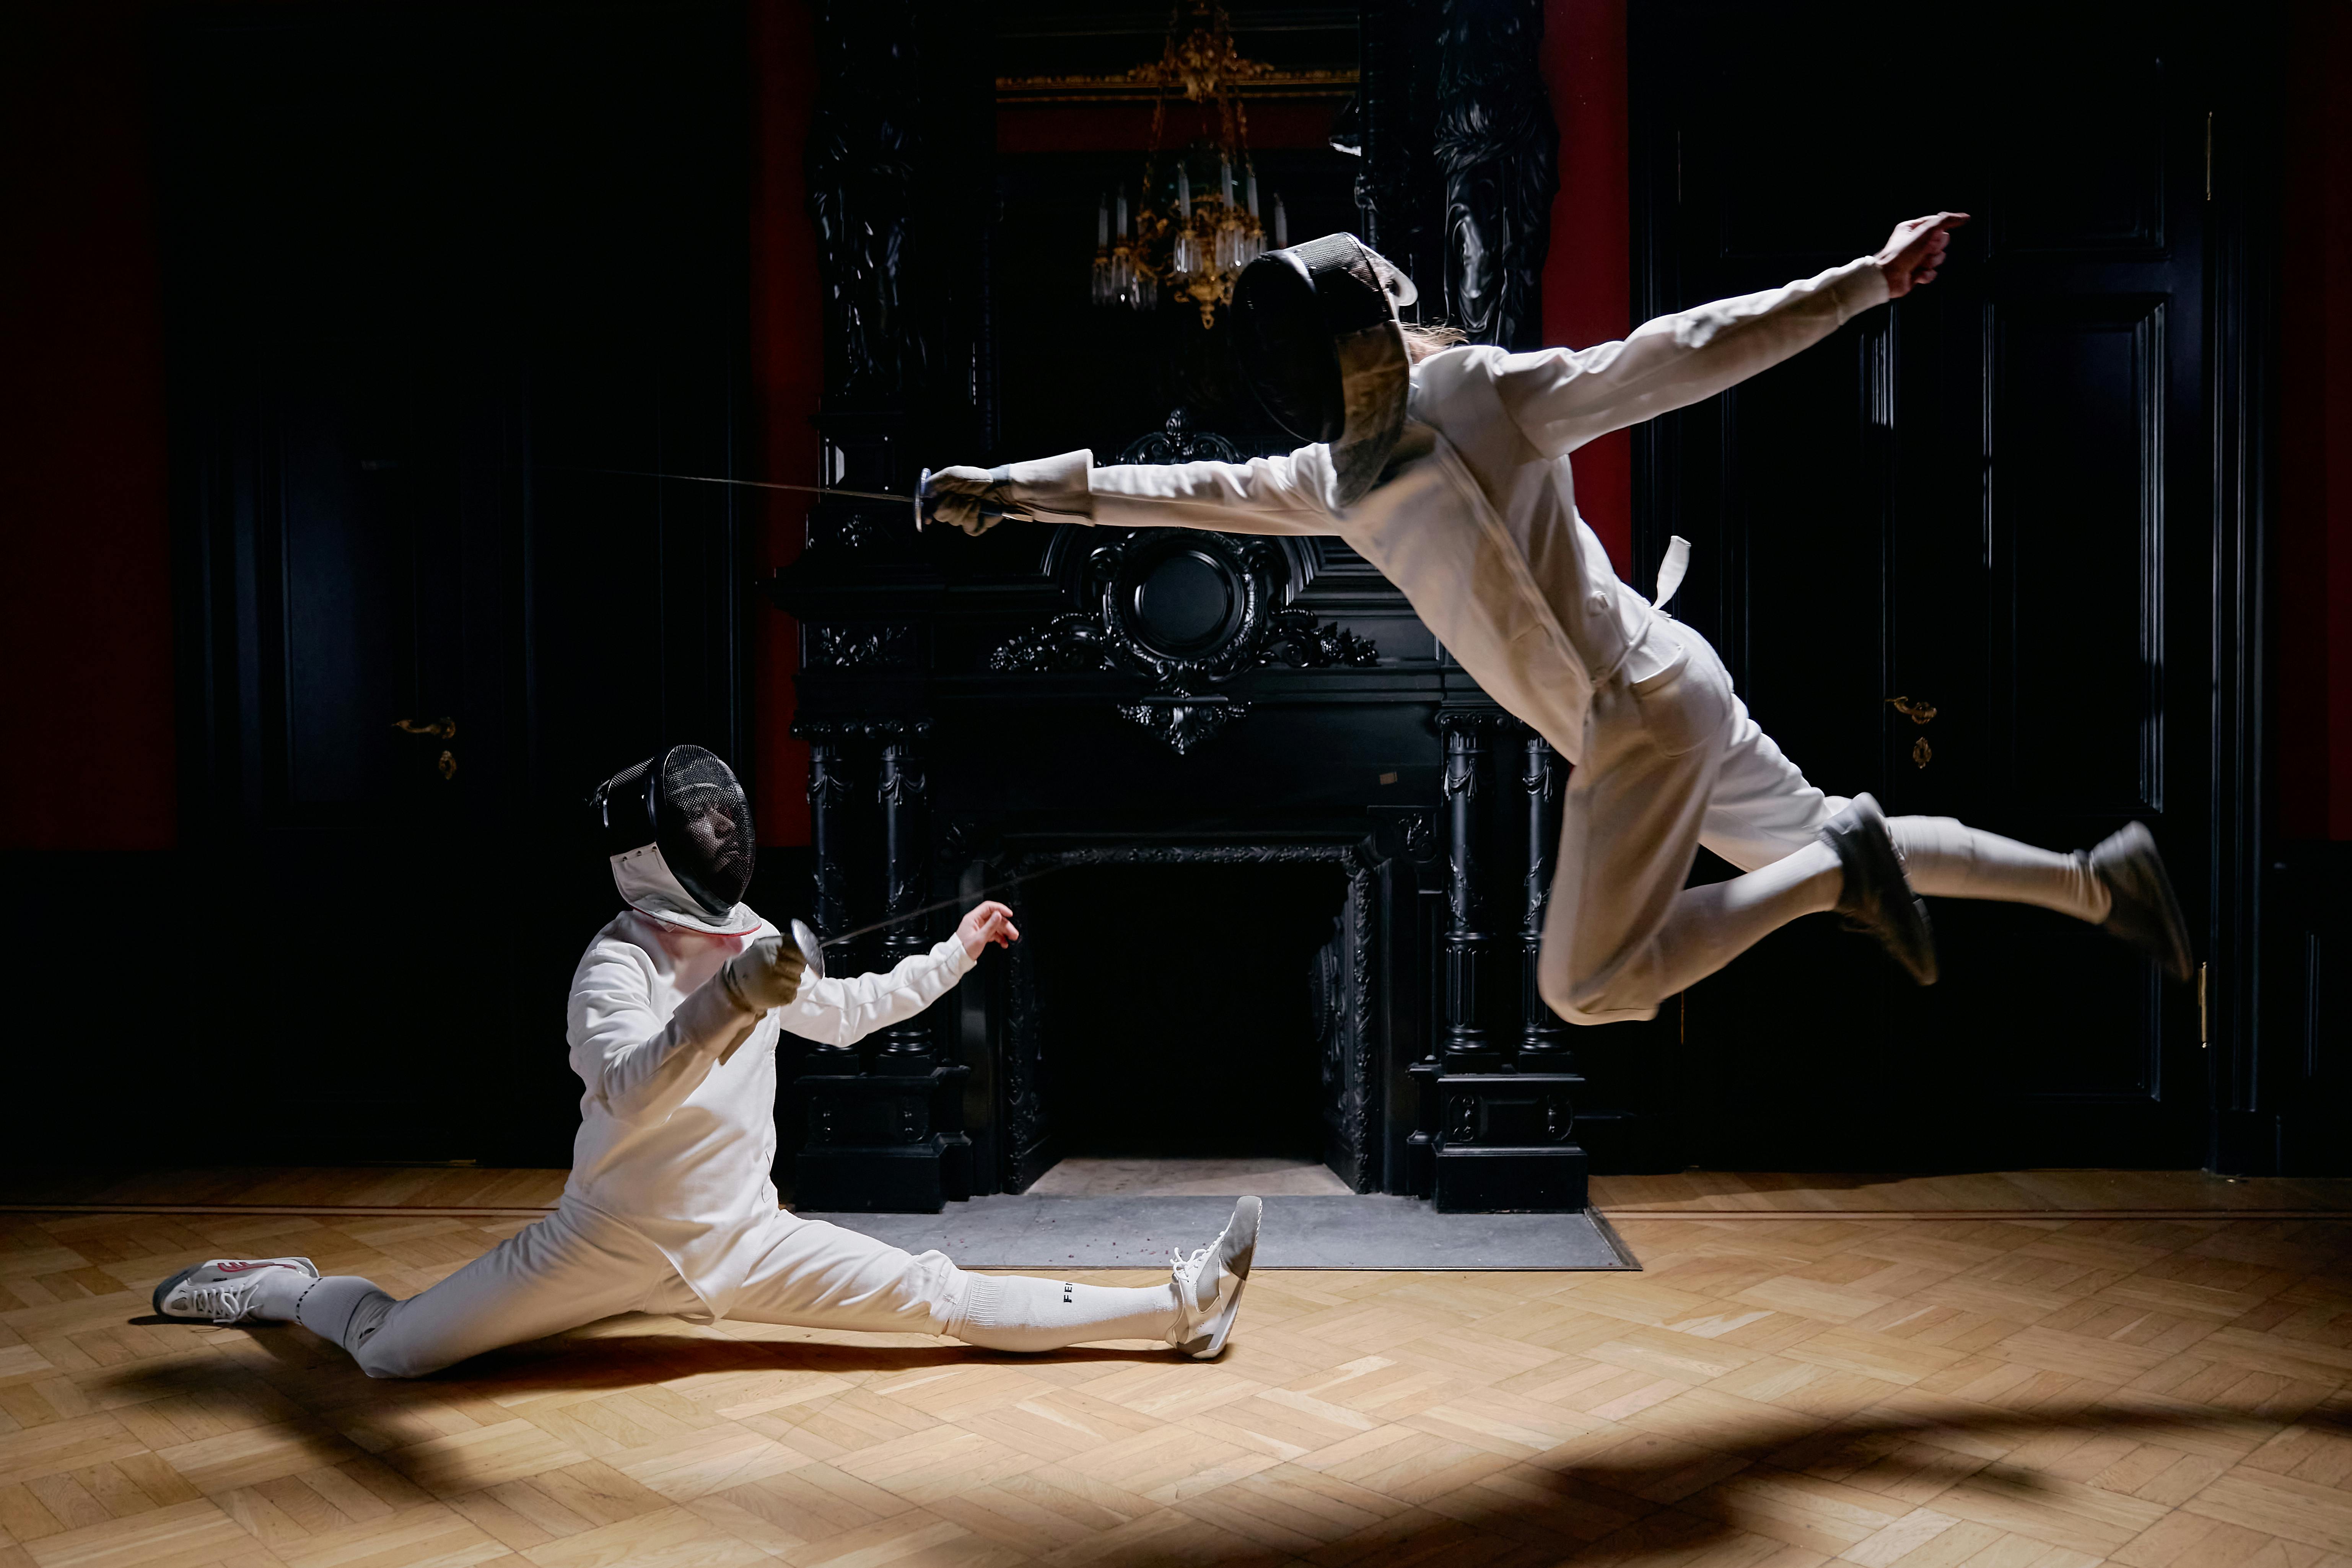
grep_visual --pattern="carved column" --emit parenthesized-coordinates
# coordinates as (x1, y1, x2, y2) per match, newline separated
(1424, 711, 1585, 1210)
(1436, 0, 1559, 349)
(1517, 731, 1572, 1067)
(1439, 712, 1500, 1070)
(801, 727, 861, 1070)
(872, 722, 933, 1070)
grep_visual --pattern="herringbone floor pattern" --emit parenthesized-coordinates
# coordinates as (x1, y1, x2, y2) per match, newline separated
(2, 1190, 2350, 1568)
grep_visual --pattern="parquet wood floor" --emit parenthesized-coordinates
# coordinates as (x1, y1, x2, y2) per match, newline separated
(8, 1167, 2350, 1219)
(3, 1183, 2350, 1568)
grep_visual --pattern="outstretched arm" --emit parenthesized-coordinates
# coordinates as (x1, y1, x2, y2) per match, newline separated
(924, 447, 1342, 537)
(1495, 212, 1966, 457)
(778, 900, 1022, 1050)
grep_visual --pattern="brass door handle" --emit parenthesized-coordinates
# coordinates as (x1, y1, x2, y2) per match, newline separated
(393, 717, 457, 740)
(1884, 696, 1937, 725)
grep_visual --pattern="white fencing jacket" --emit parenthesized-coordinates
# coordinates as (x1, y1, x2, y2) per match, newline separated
(1025, 256, 1889, 765)
(564, 909, 971, 1316)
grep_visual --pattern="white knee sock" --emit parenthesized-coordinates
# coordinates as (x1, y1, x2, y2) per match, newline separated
(1890, 816, 2111, 923)
(1649, 840, 1844, 996)
(273, 1274, 394, 1350)
(244, 1266, 317, 1322)
(946, 1273, 1178, 1353)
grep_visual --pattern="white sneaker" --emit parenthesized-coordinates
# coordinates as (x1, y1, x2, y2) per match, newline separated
(1167, 1197, 1260, 1359)
(153, 1258, 319, 1324)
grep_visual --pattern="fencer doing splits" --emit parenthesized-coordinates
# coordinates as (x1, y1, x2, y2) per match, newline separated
(155, 746, 1260, 1374)
(928, 216, 2194, 1021)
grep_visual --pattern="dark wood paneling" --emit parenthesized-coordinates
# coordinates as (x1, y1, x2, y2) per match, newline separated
(155, 2, 755, 1163)
(1630, 0, 2252, 1169)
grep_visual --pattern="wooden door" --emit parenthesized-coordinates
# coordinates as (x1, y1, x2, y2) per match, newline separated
(1630, 2, 2222, 1166)
(157, 3, 753, 1161)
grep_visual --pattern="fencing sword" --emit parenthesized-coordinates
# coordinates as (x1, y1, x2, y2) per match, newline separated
(785, 868, 1065, 981)
(504, 463, 1032, 529)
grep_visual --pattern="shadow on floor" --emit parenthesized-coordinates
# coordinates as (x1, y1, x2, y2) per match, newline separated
(80, 1319, 2347, 1565)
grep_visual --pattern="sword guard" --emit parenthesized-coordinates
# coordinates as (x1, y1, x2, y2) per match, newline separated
(790, 918, 826, 982)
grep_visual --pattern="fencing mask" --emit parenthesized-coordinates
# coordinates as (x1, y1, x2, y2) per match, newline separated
(1231, 233, 1419, 507)
(592, 745, 760, 935)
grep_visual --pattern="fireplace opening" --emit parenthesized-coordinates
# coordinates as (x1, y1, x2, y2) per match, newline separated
(1026, 862, 1351, 1162)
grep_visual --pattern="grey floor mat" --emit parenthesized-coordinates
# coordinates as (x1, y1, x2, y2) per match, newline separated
(792, 1195, 1639, 1270)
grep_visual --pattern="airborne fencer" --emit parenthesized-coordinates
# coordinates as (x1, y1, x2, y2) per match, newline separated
(154, 746, 1260, 1374)
(926, 214, 2194, 1022)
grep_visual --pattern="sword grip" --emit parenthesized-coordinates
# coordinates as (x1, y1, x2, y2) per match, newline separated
(914, 466, 1023, 528)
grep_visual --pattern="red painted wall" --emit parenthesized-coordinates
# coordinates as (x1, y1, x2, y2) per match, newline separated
(1538, 0, 1633, 576)
(749, 0, 820, 846)
(0, 3, 177, 851)
(2278, 0, 2352, 840)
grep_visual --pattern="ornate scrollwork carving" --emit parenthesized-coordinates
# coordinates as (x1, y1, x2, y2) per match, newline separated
(986, 616, 1116, 674)
(1261, 609, 1380, 670)
(1400, 811, 1437, 860)
(1115, 698, 1250, 756)
(810, 624, 918, 668)
(806, 1, 925, 401)
(983, 529, 1378, 752)
(1109, 408, 1248, 467)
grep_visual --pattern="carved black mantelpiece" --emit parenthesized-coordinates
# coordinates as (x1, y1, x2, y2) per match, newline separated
(984, 526, 1378, 752)
(771, 0, 1590, 1210)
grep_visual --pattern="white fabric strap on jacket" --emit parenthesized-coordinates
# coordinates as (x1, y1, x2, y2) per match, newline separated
(1652, 535, 1691, 610)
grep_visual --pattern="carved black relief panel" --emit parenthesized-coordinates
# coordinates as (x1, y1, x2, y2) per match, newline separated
(806, 1, 924, 404)
(1434, 0, 1558, 347)
(986, 527, 1377, 753)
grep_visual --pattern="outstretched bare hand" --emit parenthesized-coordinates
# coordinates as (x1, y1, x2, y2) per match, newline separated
(957, 900, 1021, 960)
(1875, 211, 1969, 298)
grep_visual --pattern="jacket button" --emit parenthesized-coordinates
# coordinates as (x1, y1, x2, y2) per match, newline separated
(1588, 592, 1610, 614)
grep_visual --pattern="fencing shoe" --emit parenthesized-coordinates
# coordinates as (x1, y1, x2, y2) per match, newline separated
(1820, 794, 1938, 985)
(2090, 822, 2194, 982)
(153, 1258, 318, 1324)
(1168, 1196, 1261, 1359)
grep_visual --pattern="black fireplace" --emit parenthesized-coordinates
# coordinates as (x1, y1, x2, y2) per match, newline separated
(773, 498, 1606, 1211)
(1023, 862, 1347, 1165)
(778, 0, 1600, 1211)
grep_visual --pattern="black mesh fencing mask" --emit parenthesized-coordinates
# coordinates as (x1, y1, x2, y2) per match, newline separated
(1232, 233, 1417, 506)
(592, 745, 756, 924)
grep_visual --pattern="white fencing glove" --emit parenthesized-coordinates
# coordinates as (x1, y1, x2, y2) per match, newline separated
(720, 934, 808, 1013)
(922, 451, 1094, 536)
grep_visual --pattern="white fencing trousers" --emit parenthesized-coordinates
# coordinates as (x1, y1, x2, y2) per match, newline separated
(288, 1201, 1178, 1378)
(1537, 621, 2114, 1026)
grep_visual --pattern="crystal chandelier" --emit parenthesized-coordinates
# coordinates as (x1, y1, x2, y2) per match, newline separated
(1090, 3, 1288, 327)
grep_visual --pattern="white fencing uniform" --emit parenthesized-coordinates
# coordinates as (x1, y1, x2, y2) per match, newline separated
(991, 254, 2110, 1024)
(291, 911, 1183, 1376)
